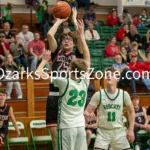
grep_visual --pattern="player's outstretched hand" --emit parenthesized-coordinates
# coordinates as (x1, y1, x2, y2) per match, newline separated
(76, 20, 85, 36)
(42, 50, 51, 62)
(127, 129, 134, 143)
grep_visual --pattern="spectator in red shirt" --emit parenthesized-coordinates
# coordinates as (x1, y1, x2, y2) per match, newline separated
(28, 32, 50, 72)
(116, 24, 129, 41)
(143, 53, 150, 71)
(106, 8, 120, 26)
(128, 53, 145, 76)
(0, 33, 10, 65)
(133, 14, 141, 27)
(105, 36, 120, 58)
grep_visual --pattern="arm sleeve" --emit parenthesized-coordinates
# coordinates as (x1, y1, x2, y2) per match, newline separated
(124, 91, 132, 106)
(89, 92, 100, 107)
(85, 30, 91, 41)
(94, 31, 100, 40)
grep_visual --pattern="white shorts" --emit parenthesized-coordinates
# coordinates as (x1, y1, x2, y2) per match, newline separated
(57, 127, 87, 150)
(94, 127, 130, 150)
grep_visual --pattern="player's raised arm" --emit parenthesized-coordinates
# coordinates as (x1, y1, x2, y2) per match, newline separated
(35, 51, 51, 79)
(47, 18, 68, 53)
(76, 20, 90, 70)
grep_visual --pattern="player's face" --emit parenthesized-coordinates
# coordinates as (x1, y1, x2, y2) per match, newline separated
(106, 71, 118, 85)
(62, 36, 74, 51)
(132, 99, 139, 107)
(0, 93, 6, 102)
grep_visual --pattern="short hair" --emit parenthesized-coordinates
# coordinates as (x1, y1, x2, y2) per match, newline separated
(70, 58, 88, 78)
(22, 25, 29, 28)
(123, 23, 128, 27)
(131, 95, 140, 100)
(105, 68, 120, 79)
(34, 31, 40, 35)
(3, 21, 10, 25)
(142, 8, 147, 12)
(0, 90, 6, 94)
(60, 32, 77, 44)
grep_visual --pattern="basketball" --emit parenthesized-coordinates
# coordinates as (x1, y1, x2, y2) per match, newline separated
(52, 1, 71, 19)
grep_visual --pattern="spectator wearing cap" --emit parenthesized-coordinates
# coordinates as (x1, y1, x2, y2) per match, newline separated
(1, 21, 15, 44)
(28, 32, 50, 72)
(85, 22, 100, 41)
(128, 53, 145, 75)
(83, 8, 98, 27)
(126, 24, 142, 47)
(18, 25, 34, 48)
(112, 53, 137, 93)
(105, 36, 120, 58)
(0, 33, 10, 66)
(119, 9, 133, 25)
(129, 41, 146, 62)
(106, 9, 120, 26)
(10, 35, 28, 71)
(116, 24, 129, 41)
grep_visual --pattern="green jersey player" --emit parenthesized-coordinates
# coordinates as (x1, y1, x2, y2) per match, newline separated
(85, 68, 135, 150)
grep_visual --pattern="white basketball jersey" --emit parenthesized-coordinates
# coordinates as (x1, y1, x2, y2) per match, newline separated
(58, 78, 88, 129)
(98, 89, 124, 129)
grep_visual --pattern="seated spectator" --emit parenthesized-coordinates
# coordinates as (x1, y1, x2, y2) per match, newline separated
(121, 36, 132, 53)
(119, 9, 133, 25)
(106, 8, 120, 26)
(0, 33, 9, 65)
(1, 21, 15, 44)
(58, 21, 71, 35)
(83, 8, 98, 28)
(28, 32, 50, 72)
(128, 53, 144, 76)
(112, 54, 136, 93)
(1, 3, 14, 28)
(116, 23, 129, 41)
(142, 29, 150, 51)
(120, 46, 128, 63)
(85, 22, 100, 41)
(132, 95, 150, 149)
(105, 37, 120, 58)
(85, 109, 98, 148)
(126, 24, 142, 47)
(41, 6, 55, 41)
(139, 8, 150, 27)
(129, 41, 147, 62)
(1, 54, 22, 99)
(133, 14, 141, 27)
(10, 35, 28, 71)
(18, 25, 34, 48)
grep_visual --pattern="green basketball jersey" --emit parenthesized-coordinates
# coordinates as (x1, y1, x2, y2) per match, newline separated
(98, 89, 124, 129)
(57, 77, 89, 129)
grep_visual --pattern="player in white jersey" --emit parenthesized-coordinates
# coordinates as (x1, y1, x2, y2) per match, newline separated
(85, 68, 135, 150)
(36, 20, 90, 150)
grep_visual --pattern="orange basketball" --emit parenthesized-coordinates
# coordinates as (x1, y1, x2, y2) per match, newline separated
(52, 1, 71, 19)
